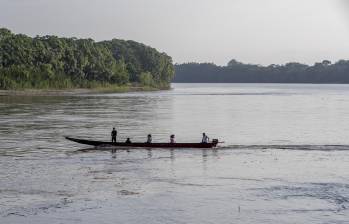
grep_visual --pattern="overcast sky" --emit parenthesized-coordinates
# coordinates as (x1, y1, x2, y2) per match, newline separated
(0, 0, 348, 65)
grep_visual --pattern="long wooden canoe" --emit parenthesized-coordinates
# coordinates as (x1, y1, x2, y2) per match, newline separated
(65, 137, 219, 148)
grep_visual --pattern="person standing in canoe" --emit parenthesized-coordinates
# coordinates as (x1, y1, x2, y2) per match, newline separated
(146, 134, 152, 143)
(111, 127, 117, 143)
(202, 133, 209, 143)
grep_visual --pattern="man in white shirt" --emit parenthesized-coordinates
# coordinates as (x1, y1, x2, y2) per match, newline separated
(202, 133, 209, 143)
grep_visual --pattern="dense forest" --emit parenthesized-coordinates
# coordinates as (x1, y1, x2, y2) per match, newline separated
(0, 28, 174, 89)
(174, 59, 349, 83)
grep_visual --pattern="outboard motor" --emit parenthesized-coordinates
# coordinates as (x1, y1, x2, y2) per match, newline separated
(212, 139, 219, 147)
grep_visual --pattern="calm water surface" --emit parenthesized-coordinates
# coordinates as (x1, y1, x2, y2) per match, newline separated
(1, 83, 349, 223)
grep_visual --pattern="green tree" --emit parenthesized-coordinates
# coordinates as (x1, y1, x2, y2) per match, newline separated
(0, 28, 174, 90)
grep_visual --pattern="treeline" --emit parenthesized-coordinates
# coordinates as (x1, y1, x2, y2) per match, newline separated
(174, 59, 349, 83)
(0, 28, 174, 89)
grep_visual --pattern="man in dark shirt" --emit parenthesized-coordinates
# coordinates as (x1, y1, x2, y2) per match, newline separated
(111, 127, 117, 143)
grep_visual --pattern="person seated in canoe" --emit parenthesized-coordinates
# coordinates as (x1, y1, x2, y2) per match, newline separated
(170, 134, 175, 143)
(146, 134, 152, 143)
(202, 133, 209, 143)
(125, 138, 131, 143)
(111, 127, 117, 143)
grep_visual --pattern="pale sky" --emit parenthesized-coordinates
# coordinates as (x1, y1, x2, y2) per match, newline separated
(0, 0, 349, 65)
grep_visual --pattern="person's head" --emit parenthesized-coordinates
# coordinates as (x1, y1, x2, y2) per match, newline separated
(127, 138, 130, 140)
(203, 133, 206, 136)
(171, 134, 175, 138)
(148, 134, 151, 137)
(113, 127, 115, 130)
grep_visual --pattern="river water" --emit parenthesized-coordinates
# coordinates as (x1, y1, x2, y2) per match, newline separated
(1, 83, 349, 224)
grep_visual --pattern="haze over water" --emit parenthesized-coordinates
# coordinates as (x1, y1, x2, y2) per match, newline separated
(1, 83, 349, 223)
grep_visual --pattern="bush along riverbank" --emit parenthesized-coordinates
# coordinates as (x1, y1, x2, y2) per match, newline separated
(0, 28, 174, 91)
(0, 83, 167, 96)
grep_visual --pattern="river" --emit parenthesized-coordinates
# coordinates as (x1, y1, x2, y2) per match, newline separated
(1, 83, 349, 223)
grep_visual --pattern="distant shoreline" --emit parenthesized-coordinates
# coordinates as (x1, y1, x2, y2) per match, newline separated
(174, 60, 349, 83)
(0, 86, 168, 96)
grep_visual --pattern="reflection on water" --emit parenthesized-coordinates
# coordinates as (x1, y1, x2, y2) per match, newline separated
(1, 84, 349, 223)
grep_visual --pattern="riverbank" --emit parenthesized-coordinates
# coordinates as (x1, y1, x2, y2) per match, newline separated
(0, 85, 168, 96)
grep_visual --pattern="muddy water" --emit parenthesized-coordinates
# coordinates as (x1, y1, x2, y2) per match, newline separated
(1, 84, 349, 223)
